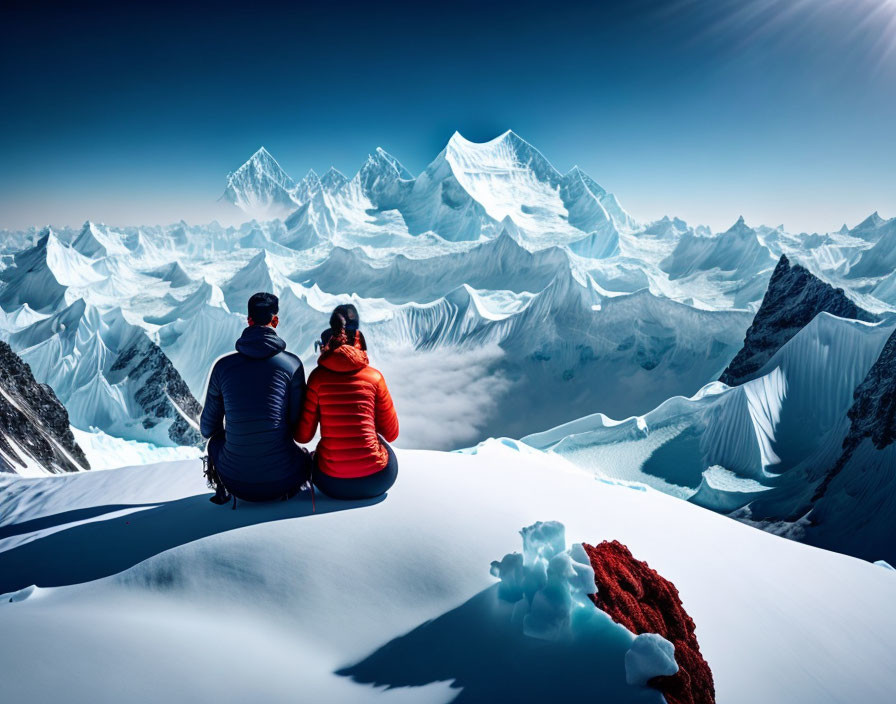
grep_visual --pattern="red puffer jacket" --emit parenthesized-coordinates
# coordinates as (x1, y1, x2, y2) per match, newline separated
(295, 337, 398, 478)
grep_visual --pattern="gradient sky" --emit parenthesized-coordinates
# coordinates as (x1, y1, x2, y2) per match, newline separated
(2, 0, 895, 233)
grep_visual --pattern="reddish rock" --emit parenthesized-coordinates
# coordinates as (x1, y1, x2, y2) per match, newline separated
(583, 540, 715, 704)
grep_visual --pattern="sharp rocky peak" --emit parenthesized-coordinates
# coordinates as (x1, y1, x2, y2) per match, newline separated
(720, 255, 877, 386)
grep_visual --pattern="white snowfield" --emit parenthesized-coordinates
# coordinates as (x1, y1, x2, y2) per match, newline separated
(1, 443, 894, 703)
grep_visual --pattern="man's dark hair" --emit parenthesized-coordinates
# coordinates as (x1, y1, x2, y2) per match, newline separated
(248, 292, 279, 325)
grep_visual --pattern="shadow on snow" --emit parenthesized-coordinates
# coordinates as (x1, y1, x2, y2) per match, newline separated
(0, 490, 382, 593)
(338, 584, 663, 704)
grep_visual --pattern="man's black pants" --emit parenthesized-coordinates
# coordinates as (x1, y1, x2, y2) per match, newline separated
(207, 433, 308, 502)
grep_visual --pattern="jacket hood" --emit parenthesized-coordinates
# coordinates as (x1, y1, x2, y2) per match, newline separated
(235, 325, 287, 359)
(318, 342, 369, 372)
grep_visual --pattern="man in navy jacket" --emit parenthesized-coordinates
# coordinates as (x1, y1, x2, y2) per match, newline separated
(201, 292, 310, 503)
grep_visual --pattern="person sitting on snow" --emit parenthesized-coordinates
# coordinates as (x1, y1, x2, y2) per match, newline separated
(295, 304, 399, 500)
(200, 292, 310, 505)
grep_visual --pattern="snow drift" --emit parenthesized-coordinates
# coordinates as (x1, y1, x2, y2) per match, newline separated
(1, 444, 894, 703)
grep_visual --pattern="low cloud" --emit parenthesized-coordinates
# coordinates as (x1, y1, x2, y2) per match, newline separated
(371, 343, 513, 451)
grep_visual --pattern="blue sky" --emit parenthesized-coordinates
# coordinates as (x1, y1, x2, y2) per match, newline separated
(2, 0, 894, 232)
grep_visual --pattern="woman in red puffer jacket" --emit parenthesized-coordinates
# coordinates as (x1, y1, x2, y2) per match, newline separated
(295, 304, 399, 500)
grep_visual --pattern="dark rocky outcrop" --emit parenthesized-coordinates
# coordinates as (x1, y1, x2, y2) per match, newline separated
(0, 341, 89, 474)
(721, 255, 876, 386)
(584, 540, 714, 704)
(813, 326, 896, 502)
(110, 334, 202, 446)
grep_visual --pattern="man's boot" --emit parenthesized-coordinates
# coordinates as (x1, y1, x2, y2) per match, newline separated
(203, 455, 231, 505)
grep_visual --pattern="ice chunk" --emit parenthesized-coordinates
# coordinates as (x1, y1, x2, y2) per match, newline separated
(490, 521, 598, 640)
(874, 560, 895, 571)
(625, 633, 679, 686)
(489, 552, 525, 602)
(521, 520, 566, 565)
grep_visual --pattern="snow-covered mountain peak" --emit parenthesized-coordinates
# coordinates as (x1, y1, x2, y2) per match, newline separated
(221, 147, 298, 220)
(148, 261, 193, 288)
(445, 130, 560, 183)
(857, 210, 884, 229)
(72, 221, 130, 259)
(291, 169, 325, 204)
(320, 166, 348, 192)
(363, 147, 414, 181)
(490, 227, 527, 256)
(434, 131, 588, 238)
(348, 148, 415, 212)
(229, 147, 291, 185)
(221, 133, 636, 238)
(564, 165, 607, 194)
(0, 231, 105, 312)
(8, 294, 202, 448)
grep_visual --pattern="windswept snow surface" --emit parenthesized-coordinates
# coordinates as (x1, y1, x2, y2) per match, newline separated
(1, 445, 894, 703)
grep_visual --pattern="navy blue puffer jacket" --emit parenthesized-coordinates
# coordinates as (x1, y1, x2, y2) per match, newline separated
(200, 326, 308, 485)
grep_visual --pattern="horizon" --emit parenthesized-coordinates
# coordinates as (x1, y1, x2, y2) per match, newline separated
(2, 0, 895, 233)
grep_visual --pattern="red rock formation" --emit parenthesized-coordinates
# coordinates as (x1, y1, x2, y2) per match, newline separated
(583, 540, 715, 704)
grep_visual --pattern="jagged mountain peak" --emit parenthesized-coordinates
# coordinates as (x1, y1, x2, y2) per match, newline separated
(445, 130, 560, 178)
(221, 147, 298, 220)
(489, 227, 528, 254)
(0, 340, 89, 474)
(363, 147, 414, 180)
(722, 216, 752, 236)
(8, 293, 202, 449)
(0, 232, 104, 313)
(856, 211, 884, 230)
(720, 254, 877, 385)
(320, 166, 348, 191)
(72, 220, 128, 258)
(229, 147, 292, 184)
(222, 132, 635, 237)
(148, 261, 193, 288)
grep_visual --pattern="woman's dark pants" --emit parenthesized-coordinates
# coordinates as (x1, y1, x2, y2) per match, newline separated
(312, 442, 398, 500)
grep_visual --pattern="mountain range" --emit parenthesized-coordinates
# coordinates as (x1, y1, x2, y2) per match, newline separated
(0, 130, 894, 563)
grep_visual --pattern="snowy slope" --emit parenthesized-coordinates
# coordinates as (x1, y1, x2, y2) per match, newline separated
(1, 444, 894, 703)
